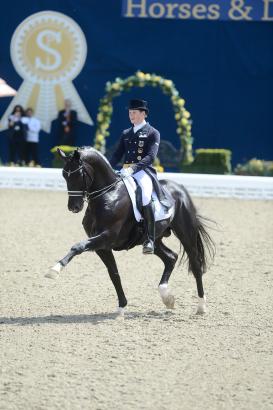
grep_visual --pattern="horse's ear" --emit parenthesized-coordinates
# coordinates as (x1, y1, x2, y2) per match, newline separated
(73, 149, 81, 161)
(57, 148, 68, 162)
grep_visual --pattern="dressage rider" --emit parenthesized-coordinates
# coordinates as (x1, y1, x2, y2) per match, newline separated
(110, 99, 162, 255)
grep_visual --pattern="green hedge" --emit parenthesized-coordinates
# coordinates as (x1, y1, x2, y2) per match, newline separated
(50, 145, 77, 168)
(182, 148, 232, 174)
(234, 159, 273, 176)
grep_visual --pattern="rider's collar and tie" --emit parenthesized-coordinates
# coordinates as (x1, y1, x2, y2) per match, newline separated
(133, 120, 146, 134)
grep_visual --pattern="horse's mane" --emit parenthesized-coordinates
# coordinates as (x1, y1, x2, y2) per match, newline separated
(79, 146, 112, 168)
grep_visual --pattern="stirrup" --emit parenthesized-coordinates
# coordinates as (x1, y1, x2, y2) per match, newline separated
(143, 239, 154, 254)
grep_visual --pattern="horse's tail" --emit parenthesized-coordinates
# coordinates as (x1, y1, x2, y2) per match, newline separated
(171, 187, 216, 275)
(193, 214, 215, 273)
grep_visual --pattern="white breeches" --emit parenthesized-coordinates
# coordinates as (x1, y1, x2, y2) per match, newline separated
(133, 170, 153, 206)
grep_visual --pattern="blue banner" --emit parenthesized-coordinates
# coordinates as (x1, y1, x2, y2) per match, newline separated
(122, 0, 273, 21)
(0, 1, 273, 168)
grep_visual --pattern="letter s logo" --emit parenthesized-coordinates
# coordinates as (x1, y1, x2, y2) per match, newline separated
(35, 30, 62, 71)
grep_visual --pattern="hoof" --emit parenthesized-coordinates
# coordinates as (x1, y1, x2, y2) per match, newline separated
(196, 305, 206, 315)
(116, 307, 125, 316)
(163, 294, 175, 309)
(44, 270, 59, 280)
(115, 307, 125, 320)
(159, 284, 175, 309)
(45, 262, 62, 280)
(196, 297, 206, 314)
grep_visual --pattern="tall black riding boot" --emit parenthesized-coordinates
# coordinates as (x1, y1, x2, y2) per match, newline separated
(142, 201, 155, 254)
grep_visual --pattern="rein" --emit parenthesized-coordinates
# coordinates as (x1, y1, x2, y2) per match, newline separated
(63, 164, 121, 201)
(86, 179, 122, 200)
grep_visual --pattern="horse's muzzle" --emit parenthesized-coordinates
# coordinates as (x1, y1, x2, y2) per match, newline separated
(68, 203, 84, 213)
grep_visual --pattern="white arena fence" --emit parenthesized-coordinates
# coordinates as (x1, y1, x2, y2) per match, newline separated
(0, 166, 273, 200)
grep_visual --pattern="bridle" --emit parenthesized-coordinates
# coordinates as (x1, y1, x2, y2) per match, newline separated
(63, 163, 122, 202)
(63, 165, 86, 198)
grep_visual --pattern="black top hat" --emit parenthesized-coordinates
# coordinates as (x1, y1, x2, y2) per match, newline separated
(127, 99, 149, 113)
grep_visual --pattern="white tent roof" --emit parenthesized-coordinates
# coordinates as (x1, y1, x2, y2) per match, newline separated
(0, 78, 16, 97)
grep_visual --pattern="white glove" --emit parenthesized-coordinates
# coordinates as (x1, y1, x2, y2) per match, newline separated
(120, 167, 134, 177)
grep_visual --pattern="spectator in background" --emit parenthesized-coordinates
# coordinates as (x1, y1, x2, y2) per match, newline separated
(25, 108, 41, 166)
(8, 105, 28, 166)
(57, 99, 77, 146)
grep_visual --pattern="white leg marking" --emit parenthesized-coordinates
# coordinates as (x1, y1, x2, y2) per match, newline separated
(44, 262, 63, 280)
(159, 284, 175, 309)
(196, 295, 207, 314)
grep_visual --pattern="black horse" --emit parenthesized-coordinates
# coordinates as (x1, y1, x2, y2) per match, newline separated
(46, 147, 215, 315)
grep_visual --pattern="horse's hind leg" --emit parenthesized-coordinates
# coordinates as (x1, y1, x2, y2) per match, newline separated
(154, 239, 178, 309)
(96, 250, 127, 315)
(187, 248, 206, 314)
(171, 212, 207, 314)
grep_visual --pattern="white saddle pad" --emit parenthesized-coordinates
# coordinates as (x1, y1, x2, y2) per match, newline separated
(123, 176, 174, 222)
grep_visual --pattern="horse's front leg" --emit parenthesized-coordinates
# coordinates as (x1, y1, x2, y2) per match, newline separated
(45, 231, 113, 279)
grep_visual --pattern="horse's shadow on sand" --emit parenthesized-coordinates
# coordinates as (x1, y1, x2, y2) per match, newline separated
(0, 310, 177, 326)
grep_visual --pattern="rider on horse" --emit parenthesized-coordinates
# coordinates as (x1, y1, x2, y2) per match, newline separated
(110, 99, 166, 255)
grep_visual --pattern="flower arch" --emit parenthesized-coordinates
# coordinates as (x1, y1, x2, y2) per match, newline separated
(94, 71, 193, 165)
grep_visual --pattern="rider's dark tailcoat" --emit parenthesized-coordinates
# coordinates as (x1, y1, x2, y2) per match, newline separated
(109, 123, 172, 208)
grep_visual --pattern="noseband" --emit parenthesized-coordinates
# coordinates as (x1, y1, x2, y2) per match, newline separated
(63, 163, 121, 201)
(63, 165, 87, 198)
